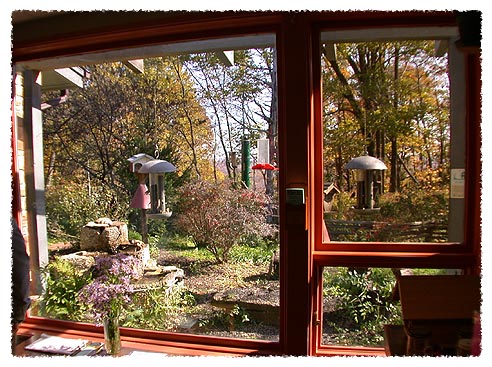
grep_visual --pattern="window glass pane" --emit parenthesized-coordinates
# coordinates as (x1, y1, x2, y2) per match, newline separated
(27, 37, 279, 341)
(321, 35, 462, 243)
(321, 266, 465, 350)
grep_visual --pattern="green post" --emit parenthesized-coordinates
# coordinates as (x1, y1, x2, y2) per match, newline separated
(241, 137, 251, 188)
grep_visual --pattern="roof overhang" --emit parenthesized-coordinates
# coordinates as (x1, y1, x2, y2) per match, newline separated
(41, 67, 88, 91)
(15, 33, 276, 71)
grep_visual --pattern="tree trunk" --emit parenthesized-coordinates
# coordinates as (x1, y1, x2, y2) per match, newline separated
(390, 137, 398, 192)
(389, 46, 400, 193)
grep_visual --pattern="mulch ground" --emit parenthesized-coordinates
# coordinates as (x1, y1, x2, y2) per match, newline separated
(157, 248, 280, 340)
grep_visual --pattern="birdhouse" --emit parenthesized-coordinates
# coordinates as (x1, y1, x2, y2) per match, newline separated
(345, 155, 387, 211)
(138, 159, 177, 219)
(323, 183, 340, 213)
(127, 153, 154, 173)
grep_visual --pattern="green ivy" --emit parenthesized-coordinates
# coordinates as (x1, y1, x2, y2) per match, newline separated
(324, 268, 402, 346)
(39, 258, 92, 321)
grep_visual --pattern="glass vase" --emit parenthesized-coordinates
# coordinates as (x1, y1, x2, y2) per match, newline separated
(103, 316, 121, 355)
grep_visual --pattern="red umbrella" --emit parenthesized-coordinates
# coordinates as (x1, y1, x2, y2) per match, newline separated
(252, 163, 277, 170)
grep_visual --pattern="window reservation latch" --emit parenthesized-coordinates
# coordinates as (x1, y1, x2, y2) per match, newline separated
(313, 311, 321, 326)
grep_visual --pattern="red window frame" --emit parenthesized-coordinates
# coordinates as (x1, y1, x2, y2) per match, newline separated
(309, 14, 481, 356)
(12, 10, 480, 357)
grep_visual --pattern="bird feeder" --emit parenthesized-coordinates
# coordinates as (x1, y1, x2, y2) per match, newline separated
(251, 163, 277, 171)
(257, 138, 270, 165)
(128, 153, 154, 210)
(138, 159, 177, 219)
(345, 155, 387, 211)
(128, 154, 176, 244)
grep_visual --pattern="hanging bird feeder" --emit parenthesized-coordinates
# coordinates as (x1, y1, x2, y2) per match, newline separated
(345, 155, 387, 211)
(128, 153, 154, 210)
(252, 162, 278, 195)
(138, 159, 177, 219)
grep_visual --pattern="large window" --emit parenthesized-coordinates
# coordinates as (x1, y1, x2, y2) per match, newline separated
(15, 31, 280, 343)
(313, 25, 478, 355)
(320, 27, 465, 246)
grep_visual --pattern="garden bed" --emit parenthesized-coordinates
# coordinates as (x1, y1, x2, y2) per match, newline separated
(47, 242, 396, 346)
(157, 249, 280, 341)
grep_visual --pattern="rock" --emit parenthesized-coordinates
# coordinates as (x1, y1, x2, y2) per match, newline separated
(80, 221, 128, 252)
(162, 268, 185, 287)
(95, 217, 113, 225)
(133, 264, 185, 292)
(144, 258, 158, 271)
(161, 265, 179, 273)
(118, 241, 149, 274)
(58, 251, 97, 273)
(178, 317, 199, 331)
(79, 226, 102, 251)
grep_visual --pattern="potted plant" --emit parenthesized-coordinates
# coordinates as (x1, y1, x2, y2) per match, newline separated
(78, 253, 140, 355)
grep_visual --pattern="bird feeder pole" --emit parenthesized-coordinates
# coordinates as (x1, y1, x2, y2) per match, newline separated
(241, 137, 251, 188)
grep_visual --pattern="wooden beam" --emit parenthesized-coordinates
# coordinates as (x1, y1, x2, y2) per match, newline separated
(215, 50, 234, 66)
(22, 70, 49, 295)
(434, 39, 448, 57)
(41, 67, 85, 90)
(123, 59, 144, 73)
(322, 42, 336, 61)
(15, 34, 275, 71)
(278, 13, 312, 356)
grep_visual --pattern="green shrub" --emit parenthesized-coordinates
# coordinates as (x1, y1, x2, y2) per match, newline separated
(324, 268, 401, 345)
(379, 189, 448, 223)
(39, 256, 197, 331)
(39, 258, 92, 321)
(229, 244, 274, 265)
(123, 286, 188, 330)
(46, 178, 129, 239)
(128, 228, 142, 241)
(329, 191, 354, 220)
(197, 304, 250, 331)
(326, 268, 400, 325)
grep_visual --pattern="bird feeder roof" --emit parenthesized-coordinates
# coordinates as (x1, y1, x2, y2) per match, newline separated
(138, 159, 177, 173)
(127, 153, 154, 164)
(345, 155, 387, 170)
(252, 163, 277, 170)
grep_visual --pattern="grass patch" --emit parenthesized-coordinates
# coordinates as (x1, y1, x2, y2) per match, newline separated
(155, 234, 216, 262)
(229, 244, 274, 265)
(155, 233, 275, 265)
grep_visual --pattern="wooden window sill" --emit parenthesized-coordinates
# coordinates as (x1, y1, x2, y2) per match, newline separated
(16, 319, 282, 357)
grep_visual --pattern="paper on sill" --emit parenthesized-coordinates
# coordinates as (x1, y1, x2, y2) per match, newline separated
(24, 334, 88, 355)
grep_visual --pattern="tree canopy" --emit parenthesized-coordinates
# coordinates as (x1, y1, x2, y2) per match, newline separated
(42, 51, 277, 238)
(322, 40, 450, 194)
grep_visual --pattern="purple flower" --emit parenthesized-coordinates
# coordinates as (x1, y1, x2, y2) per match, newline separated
(78, 254, 140, 323)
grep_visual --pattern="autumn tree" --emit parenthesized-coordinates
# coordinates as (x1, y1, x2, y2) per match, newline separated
(42, 59, 215, 236)
(127, 57, 215, 181)
(43, 63, 135, 232)
(322, 40, 449, 194)
(181, 48, 277, 194)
